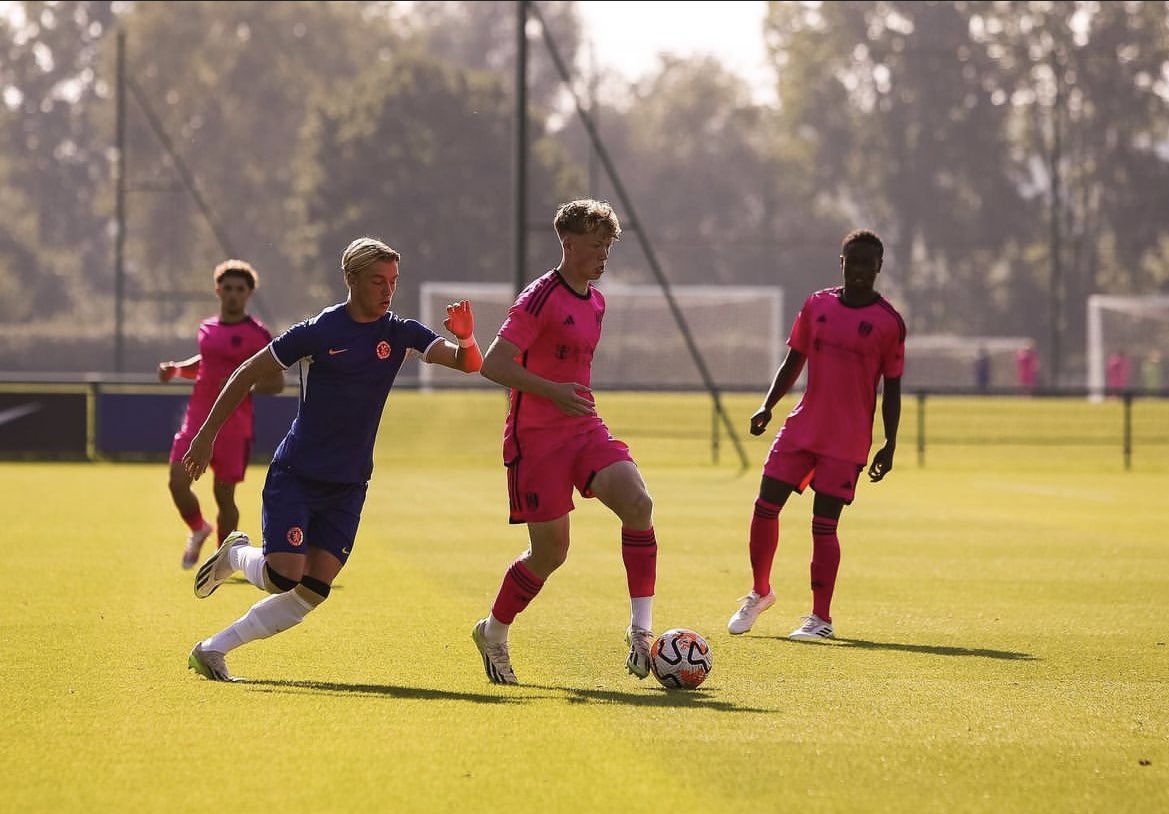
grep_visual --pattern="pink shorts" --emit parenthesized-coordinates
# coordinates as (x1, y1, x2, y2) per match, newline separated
(507, 424, 634, 524)
(762, 435, 865, 504)
(169, 428, 252, 484)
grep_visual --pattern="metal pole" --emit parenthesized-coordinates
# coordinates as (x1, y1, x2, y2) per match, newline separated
(1049, 46, 1063, 388)
(513, 0, 529, 296)
(114, 29, 126, 373)
(916, 391, 926, 467)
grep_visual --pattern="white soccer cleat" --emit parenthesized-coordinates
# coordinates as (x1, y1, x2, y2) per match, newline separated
(181, 521, 214, 570)
(472, 619, 518, 685)
(625, 625, 654, 679)
(193, 531, 251, 599)
(789, 613, 834, 642)
(187, 642, 240, 682)
(727, 590, 777, 635)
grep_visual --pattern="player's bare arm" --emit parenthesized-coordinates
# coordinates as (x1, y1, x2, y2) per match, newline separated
(481, 336, 595, 417)
(750, 349, 806, 435)
(183, 347, 282, 480)
(424, 300, 483, 373)
(158, 354, 202, 383)
(868, 376, 901, 482)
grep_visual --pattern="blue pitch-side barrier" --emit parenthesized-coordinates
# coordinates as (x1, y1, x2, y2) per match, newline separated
(0, 382, 298, 461)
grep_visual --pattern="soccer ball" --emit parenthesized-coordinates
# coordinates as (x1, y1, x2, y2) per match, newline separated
(649, 628, 712, 690)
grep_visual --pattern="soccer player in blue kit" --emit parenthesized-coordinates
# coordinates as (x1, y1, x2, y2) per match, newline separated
(182, 237, 482, 681)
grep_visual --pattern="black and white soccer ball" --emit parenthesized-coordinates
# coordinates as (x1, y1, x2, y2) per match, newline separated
(649, 628, 712, 690)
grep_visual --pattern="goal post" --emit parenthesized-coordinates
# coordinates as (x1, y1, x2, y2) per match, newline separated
(1086, 295, 1169, 400)
(419, 281, 783, 392)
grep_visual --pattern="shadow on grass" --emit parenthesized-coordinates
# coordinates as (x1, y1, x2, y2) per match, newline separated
(245, 679, 523, 704)
(524, 683, 776, 713)
(243, 679, 775, 712)
(827, 637, 1038, 661)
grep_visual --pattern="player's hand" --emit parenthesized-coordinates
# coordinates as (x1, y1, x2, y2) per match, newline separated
(158, 362, 177, 383)
(749, 407, 772, 436)
(868, 444, 895, 482)
(443, 300, 475, 340)
(182, 432, 214, 481)
(546, 380, 595, 417)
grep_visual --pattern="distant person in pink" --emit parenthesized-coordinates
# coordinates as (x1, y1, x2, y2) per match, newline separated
(1106, 350, 1131, 394)
(158, 260, 283, 569)
(1015, 342, 1039, 395)
(727, 229, 905, 644)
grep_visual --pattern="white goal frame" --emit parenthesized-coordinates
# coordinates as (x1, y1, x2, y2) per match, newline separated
(1086, 294, 1169, 400)
(418, 281, 783, 391)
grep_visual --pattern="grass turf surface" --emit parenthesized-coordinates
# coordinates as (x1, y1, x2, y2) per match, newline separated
(2, 391, 1166, 812)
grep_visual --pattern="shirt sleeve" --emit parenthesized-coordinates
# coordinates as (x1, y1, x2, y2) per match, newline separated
(402, 319, 441, 356)
(498, 299, 541, 352)
(881, 314, 906, 379)
(270, 318, 322, 369)
(787, 296, 814, 354)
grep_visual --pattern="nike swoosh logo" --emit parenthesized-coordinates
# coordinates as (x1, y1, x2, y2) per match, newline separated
(327, 348, 349, 356)
(341, 547, 351, 555)
(0, 402, 41, 428)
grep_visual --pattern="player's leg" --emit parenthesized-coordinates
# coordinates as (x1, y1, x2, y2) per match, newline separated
(729, 441, 812, 634)
(474, 447, 575, 684)
(588, 456, 656, 678)
(789, 461, 856, 642)
(208, 433, 250, 545)
(169, 457, 213, 569)
(474, 516, 567, 685)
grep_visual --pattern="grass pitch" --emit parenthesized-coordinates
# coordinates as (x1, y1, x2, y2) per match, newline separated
(2, 392, 1166, 813)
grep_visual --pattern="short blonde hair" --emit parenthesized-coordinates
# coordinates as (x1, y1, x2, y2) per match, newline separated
(341, 237, 400, 277)
(553, 199, 622, 241)
(213, 259, 258, 289)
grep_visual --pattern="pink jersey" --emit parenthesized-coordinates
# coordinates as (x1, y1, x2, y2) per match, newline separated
(777, 287, 905, 463)
(498, 270, 605, 463)
(180, 315, 273, 439)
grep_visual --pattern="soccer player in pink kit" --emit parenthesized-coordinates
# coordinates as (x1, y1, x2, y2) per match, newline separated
(158, 260, 284, 569)
(728, 229, 905, 641)
(471, 199, 658, 685)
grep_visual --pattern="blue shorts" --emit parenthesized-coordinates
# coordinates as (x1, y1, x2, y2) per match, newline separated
(261, 465, 367, 566)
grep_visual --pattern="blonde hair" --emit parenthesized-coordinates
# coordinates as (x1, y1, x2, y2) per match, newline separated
(341, 237, 400, 277)
(213, 259, 258, 289)
(553, 199, 622, 241)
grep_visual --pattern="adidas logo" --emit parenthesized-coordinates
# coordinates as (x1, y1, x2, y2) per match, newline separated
(563, 315, 575, 326)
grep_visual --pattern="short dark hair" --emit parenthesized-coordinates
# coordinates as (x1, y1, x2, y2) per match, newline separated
(841, 229, 883, 260)
(213, 259, 258, 289)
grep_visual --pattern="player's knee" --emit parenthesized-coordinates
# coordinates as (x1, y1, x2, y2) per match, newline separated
(295, 575, 331, 608)
(262, 563, 300, 595)
(624, 489, 654, 526)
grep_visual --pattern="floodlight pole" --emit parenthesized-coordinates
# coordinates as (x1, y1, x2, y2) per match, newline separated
(514, 0, 529, 296)
(113, 28, 127, 373)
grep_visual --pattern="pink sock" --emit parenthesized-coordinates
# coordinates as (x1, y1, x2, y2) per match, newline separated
(490, 559, 546, 624)
(181, 510, 206, 533)
(621, 527, 657, 597)
(749, 499, 781, 596)
(810, 516, 841, 622)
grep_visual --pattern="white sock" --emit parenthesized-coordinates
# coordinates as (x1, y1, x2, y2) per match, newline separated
(484, 613, 510, 643)
(631, 597, 653, 632)
(203, 589, 315, 654)
(232, 545, 266, 590)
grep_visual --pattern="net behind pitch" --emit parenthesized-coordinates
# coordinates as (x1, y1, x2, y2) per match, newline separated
(419, 282, 783, 391)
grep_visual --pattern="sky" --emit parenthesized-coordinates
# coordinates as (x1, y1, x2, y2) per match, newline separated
(574, 0, 775, 105)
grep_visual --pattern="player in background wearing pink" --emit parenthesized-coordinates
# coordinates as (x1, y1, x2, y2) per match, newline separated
(158, 260, 284, 570)
(471, 199, 658, 685)
(727, 229, 905, 642)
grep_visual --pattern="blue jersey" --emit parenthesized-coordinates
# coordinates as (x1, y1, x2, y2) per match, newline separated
(269, 303, 441, 483)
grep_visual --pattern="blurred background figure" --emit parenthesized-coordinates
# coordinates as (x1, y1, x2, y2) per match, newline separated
(1106, 349, 1131, 394)
(1141, 350, 1163, 394)
(974, 346, 991, 393)
(1015, 342, 1039, 396)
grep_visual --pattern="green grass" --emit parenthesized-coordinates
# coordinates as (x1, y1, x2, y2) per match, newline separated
(2, 391, 1167, 813)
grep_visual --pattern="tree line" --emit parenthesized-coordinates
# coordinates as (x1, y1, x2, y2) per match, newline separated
(1, 1, 1167, 380)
